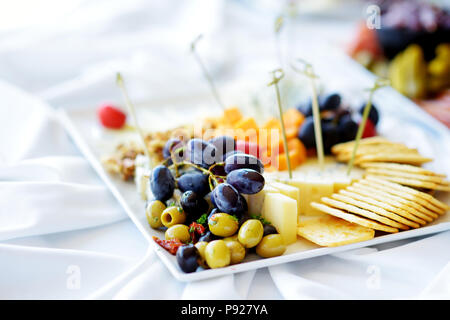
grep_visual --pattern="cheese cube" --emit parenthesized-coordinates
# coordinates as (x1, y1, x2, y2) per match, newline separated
(332, 175, 353, 192)
(268, 181, 301, 216)
(135, 166, 150, 201)
(287, 177, 334, 216)
(244, 185, 279, 215)
(262, 192, 298, 245)
(134, 155, 151, 201)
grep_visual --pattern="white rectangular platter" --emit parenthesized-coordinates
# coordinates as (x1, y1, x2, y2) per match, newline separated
(58, 49, 450, 282)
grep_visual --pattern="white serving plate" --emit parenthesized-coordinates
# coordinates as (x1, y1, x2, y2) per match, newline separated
(58, 49, 450, 282)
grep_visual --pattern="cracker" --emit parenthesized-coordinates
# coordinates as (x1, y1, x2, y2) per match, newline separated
(365, 176, 449, 213)
(331, 137, 400, 154)
(321, 197, 408, 230)
(297, 216, 375, 247)
(365, 168, 449, 184)
(354, 154, 433, 165)
(356, 180, 440, 220)
(337, 190, 421, 228)
(350, 183, 433, 223)
(310, 202, 399, 233)
(360, 162, 447, 177)
(366, 174, 450, 192)
(335, 145, 415, 162)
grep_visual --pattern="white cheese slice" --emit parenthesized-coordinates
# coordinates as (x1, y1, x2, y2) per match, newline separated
(134, 155, 151, 201)
(135, 166, 150, 201)
(268, 181, 301, 218)
(288, 177, 334, 217)
(262, 192, 298, 245)
(268, 158, 363, 217)
(244, 184, 279, 216)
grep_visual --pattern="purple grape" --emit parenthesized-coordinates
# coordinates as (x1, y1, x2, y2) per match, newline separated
(320, 93, 341, 111)
(297, 116, 315, 149)
(208, 136, 236, 162)
(226, 169, 265, 195)
(338, 114, 358, 143)
(322, 121, 340, 154)
(163, 138, 184, 160)
(358, 103, 380, 126)
(150, 165, 175, 202)
(210, 164, 227, 177)
(186, 138, 217, 169)
(180, 191, 209, 219)
(211, 183, 247, 216)
(298, 117, 340, 153)
(224, 153, 264, 174)
(177, 172, 210, 197)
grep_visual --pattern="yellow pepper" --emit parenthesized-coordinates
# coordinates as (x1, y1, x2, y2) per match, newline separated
(388, 44, 427, 99)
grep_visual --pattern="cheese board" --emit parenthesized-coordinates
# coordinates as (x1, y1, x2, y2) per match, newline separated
(58, 48, 450, 282)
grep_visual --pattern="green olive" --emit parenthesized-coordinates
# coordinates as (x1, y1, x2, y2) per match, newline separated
(205, 240, 231, 269)
(223, 234, 239, 242)
(238, 219, 264, 248)
(225, 240, 246, 264)
(208, 213, 239, 237)
(165, 224, 190, 242)
(194, 241, 209, 269)
(161, 206, 186, 228)
(256, 234, 286, 258)
(146, 200, 166, 229)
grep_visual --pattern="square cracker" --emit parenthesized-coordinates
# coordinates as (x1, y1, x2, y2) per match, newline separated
(365, 168, 449, 184)
(356, 180, 440, 219)
(348, 184, 431, 224)
(321, 197, 409, 230)
(366, 174, 450, 192)
(360, 162, 447, 177)
(310, 202, 399, 233)
(365, 176, 449, 213)
(331, 137, 399, 154)
(336, 190, 421, 228)
(354, 154, 432, 165)
(298, 216, 375, 247)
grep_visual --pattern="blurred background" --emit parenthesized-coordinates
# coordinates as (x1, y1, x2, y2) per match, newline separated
(0, 0, 449, 125)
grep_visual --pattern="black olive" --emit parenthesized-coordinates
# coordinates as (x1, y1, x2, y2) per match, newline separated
(176, 244, 199, 273)
(198, 231, 218, 243)
(263, 224, 278, 237)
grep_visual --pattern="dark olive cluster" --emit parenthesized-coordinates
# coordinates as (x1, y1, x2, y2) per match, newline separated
(297, 93, 379, 154)
(147, 136, 285, 273)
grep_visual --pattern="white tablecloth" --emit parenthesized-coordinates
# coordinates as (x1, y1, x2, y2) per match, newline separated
(1, 0, 449, 300)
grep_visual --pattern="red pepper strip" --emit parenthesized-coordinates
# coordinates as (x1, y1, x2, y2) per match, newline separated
(189, 222, 206, 235)
(189, 222, 206, 243)
(153, 236, 183, 255)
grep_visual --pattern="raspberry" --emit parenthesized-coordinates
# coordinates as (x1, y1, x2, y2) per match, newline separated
(361, 118, 377, 138)
(97, 104, 126, 129)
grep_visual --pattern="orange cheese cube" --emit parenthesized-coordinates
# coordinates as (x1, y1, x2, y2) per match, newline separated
(223, 107, 243, 125)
